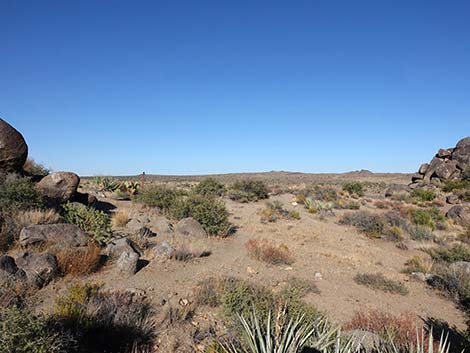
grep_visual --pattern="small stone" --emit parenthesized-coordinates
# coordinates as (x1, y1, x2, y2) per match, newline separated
(116, 251, 139, 275)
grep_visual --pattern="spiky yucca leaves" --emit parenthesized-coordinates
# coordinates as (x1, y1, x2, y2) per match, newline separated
(221, 305, 321, 353)
(94, 176, 121, 192)
(380, 329, 450, 353)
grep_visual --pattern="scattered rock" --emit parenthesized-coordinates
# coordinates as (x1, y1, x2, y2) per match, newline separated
(116, 251, 139, 275)
(19, 224, 89, 248)
(105, 237, 140, 259)
(0, 118, 28, 173)
(149, 217, 173, 235)
(153, 241, 175, 259)
(446, 194, 460, 205)
(174, 217, 206, 237)
(126, 218, 143, 233)
(37, 171, 80, 205)
(15, 252, 58, 288)
(410, 272, 427, 282)
(450, 261, 470, 275)
(384, 185, 409, 198)
(446, 204, 470, 227)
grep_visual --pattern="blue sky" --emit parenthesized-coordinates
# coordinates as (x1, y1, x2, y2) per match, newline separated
(1, 1, 469, 176)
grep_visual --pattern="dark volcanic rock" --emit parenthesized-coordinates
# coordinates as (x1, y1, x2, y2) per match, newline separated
(19, 224, 89, 248)
(15, 252, 58, 288)
(447, 204, 470, 227)
(0, 118, 28, 173)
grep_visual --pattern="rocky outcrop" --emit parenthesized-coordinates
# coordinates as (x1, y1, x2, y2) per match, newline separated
(105, 237, 141, 259)
(410, 137, 470, 188)
(0, 118, 28, 173)
(19, 224, 89, 248)
(37, 171, 80, 205)
(0, 255, 27, 287)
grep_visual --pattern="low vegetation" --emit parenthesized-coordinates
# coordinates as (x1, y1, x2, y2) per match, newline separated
(342, 181, 364, 197)
(354, 273, 409, 295)
(194, 177, 225, 197)
(259, 201, 300, 222)
(54, 244, 102, 276)
(339, 211, 386, 238)
(62, 202, 112, 245)
(228, 180, 269, 202)
(411, 188, 436, 202)
(245, 238, 294, 265)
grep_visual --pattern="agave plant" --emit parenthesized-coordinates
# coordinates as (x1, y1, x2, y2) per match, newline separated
(123, 181, 140, 195)
(304, 198, 334, 216)
(95, 176, 120, 192)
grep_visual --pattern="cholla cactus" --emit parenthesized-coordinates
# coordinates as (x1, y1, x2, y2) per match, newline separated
(123, 181, 140, 195)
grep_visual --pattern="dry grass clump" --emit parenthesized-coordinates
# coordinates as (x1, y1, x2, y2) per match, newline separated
(245, 239, 293, 265)
(403, 256, 434, 274)
(171, 244, 211, 262)
(354, 272, 409, 295)
(345, 309, 421, 348)
(12, 209, 62, 228)
(55, 244, 102, 276)
(112, 210, 129, 228)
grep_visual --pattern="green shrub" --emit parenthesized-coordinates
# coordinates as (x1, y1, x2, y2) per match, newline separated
(354, 273, 408, 295)
(0, 174, 45, 214)
(54, 283, 155, 353)
(62, 203, 112, 245)
(23, 158, 50, 177)
(442, 180, 470, 192)
(194, 178, 225, 197)
(0, 307, 76, 353)
(428, 264, 470, 311)
(342, 182, 364, 197)
(427, 244, 470, 263)
(409, 207, 445, 231)
(170, 194, 231, 236)
(411, 188, 436, 202)
(133, 185, 179, 212)
(339, 211, 385, 238)
(229, 180, 269, 202)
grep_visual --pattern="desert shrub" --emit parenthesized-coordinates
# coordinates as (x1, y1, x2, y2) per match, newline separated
(409, 207, 445, 231)
(245, 239, 293, 265)
(403, 256, 433, 274)
(259, 201, 299, 223)
(162, 303, 195, 326)
(354, 273, 409, 295)
(427, 244, 470, 263)
(383, 226, 404, 242)
(62, 202, 112, 245)
(0, 307, 76, 353)
(55, 244, 102, 276)
(457, 190, 470, 202)
(334, 199, 360, 210)
(428, 264, 470, 310)
(305, 198, 335, 216)
(383, 211, 409, 230)
(344, 309, 420, 349)
(280, 277, 320, 297)
(112, 210, 129, 228)
(0, 174, 45, 214)
(194, 178, 225, 197)
(339, 211, 385, 238)
(170, 244, 210, 261)
(442, 180, 470, 192)
(411, 188, 436, 202)
(23, 158, 50, 177)
(228, 180, 269, 202)
(170, 194, 231, 236)
(133, 184, 179, 212)
(54, 283, 155, 353)
(194, 276, 320, 327)
(342, 181, 364, 197)
(289, 210, 301, 220)
(409, 225, 434, 241)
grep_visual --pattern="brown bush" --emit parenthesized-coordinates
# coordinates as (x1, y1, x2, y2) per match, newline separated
(55, 244, 102, 276)
(111, 210, 129, 228)
(345, 309, 421, 348)
(245, 239, 293, 265)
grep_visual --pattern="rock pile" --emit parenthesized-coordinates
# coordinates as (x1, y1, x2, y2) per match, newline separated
(0, 118, 28, 173)
(410, 137, 470, 188)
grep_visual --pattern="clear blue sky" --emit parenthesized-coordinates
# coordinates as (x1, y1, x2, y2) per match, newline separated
(1, 1, 469, 176)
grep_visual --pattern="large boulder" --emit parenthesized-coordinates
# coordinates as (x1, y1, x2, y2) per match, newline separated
(153, 241, 175, 259)
(149, 217, 173, 235)
(15, 252, 58, 288)
(0, 255, 26, 287)
(0, 118, 28, 173)
(174, 217, 207, 237)
(19, 224, 89, 248)
(37, 172, 80, 205)
(446, 204, 470, 227)
(452, 137, 470, 169)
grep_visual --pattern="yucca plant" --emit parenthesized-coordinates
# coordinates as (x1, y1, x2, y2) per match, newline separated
(220, 306, 318, 353)
(380, 328, 451, 353)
